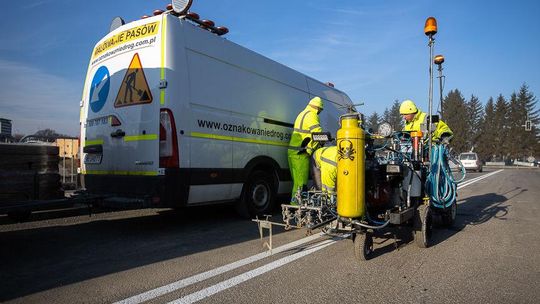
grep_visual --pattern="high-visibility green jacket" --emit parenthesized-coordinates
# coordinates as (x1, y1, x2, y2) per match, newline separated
(288, 106, 323, 155)
(403, 110, 453, 141)
(313, 146, 337, 194)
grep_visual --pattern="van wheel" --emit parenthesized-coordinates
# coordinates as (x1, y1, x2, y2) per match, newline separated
(237, 170, 276, 218)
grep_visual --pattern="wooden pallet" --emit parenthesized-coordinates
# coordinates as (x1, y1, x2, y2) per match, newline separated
(0, 143, 63, 203)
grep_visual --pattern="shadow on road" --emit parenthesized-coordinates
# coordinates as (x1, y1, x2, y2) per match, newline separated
(0, 185, 529, 300)
(0, 204, 285, 301)
(369, 187, 526, 258)
(430, 187, 526, 246)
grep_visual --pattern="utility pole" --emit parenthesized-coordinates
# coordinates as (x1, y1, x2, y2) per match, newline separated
(424, 17, 438, 162)
(71, 138, 74, 183)
(434, 54, 445, 118)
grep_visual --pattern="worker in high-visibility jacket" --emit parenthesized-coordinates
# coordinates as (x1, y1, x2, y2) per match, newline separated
(400, 99, 453, 141)
(311, 146, 338, 195)
(288, 96, 324, 204)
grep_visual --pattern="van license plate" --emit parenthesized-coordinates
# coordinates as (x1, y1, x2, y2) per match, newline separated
(84, 153, 102, 164)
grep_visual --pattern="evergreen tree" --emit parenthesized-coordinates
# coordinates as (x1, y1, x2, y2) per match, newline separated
(493, 94, 510, 160)
(467, 95, 483, 149)
(443, 89, 469, 153)
(366, 112, 380, 133)
(428, 84, 538, 162)
(477, 98, 496, 161)
(388, 100, 403, 131)
(517, 84, 539, 158)
(506, 92, 526, 159)
(381, 100, 403, 131)
(383, 108, 391, 123)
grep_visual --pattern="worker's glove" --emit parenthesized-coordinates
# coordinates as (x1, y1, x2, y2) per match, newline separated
(440, 134, 453, 145)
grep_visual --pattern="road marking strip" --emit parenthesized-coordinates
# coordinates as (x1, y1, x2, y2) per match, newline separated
(457, 169, 503, 189)
(457, 173, 489, 186)
(118, 170, 504, 304)
(458, 172, 495, 186)
(167, 238, 339, 304)
(163, 170, 505, 303)
(115, 232, 325, 304)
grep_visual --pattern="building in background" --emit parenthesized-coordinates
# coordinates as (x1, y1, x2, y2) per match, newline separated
(55, 137, 79, 159)
(0, 118, 13, 143)
(54, 137, 79, 186)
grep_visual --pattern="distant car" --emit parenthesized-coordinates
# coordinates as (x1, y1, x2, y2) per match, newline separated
(459, 152, 483, 172)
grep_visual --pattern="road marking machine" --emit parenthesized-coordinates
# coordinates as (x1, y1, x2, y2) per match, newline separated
(254, 17, 466, 262)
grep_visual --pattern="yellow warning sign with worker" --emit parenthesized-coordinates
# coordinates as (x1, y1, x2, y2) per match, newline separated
(114, 53, 153, 107)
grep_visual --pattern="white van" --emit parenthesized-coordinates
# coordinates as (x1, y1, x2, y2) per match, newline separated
(80, 11, 352, 216)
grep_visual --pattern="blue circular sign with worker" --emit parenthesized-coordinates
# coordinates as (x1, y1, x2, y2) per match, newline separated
(89, 66, 110, 113)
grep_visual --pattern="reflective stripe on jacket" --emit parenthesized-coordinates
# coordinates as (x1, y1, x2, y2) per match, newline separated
(288, 106, 323, 155)
(313, 146, 337, 193)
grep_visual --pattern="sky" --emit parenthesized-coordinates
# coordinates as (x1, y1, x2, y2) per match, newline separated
(0, 0, 539, 136)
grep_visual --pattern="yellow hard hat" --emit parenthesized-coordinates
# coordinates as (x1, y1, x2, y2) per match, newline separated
(399, 99, 418, 115)
(309, 96, 324, 109)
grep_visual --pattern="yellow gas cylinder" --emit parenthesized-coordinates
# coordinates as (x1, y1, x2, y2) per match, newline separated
(336, 113, 365, 218)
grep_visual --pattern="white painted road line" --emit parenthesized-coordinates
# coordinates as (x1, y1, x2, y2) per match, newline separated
(458, 169, 503, 189)
(457, 172, 492, 187)
(118, 170, 504, 304)
(458, 171, 497, 187)
(167, 238, 339, 304)
(114, 232, 325, 304)
(163, 171, 505, 303)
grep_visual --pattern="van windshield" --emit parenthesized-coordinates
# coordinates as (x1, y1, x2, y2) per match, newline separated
(460, 153, 477, 160)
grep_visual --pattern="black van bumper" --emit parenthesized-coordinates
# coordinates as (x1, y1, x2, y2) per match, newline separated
(82, 169, 189, 208)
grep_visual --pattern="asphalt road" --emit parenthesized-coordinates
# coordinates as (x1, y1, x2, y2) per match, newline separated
(1, 168, 539, 303)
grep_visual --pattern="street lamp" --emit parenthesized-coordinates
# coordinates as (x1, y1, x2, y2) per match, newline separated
(434, 54, 445, 118)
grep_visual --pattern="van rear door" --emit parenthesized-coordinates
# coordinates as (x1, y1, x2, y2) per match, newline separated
(81, 19, 163, 177)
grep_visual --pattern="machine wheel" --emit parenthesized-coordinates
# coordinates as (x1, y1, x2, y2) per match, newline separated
(237, 170, 276, 218)
(414, 204, 432, 248)
(353, 232, 374, 262)
(441, 202, 457, 228)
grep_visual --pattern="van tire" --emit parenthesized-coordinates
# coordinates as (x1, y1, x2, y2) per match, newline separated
(237, 170, 276, 218)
